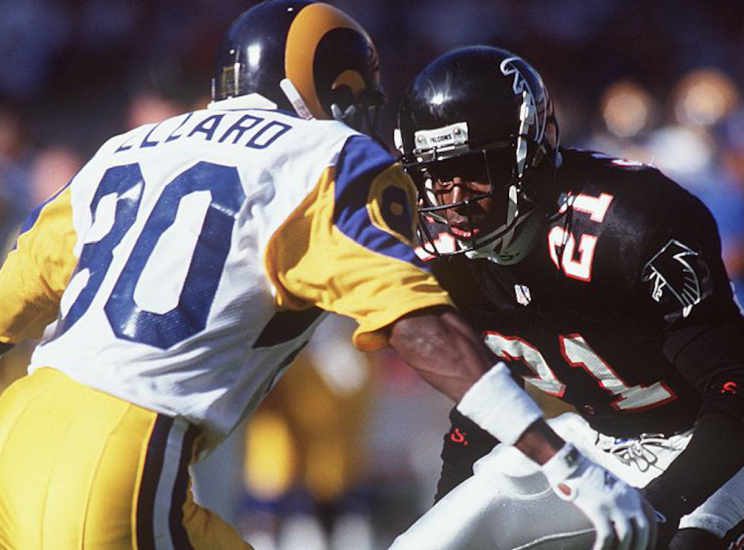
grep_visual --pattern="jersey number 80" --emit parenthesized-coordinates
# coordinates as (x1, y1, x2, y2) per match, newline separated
(57, 161, 245, 349)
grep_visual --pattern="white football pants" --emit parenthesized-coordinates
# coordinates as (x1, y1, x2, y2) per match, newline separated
(390, 413, 744, 550)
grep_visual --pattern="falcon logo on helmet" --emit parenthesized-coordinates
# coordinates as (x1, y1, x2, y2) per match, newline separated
(396, 46, 561, 265)
(500, 57, 548, 189)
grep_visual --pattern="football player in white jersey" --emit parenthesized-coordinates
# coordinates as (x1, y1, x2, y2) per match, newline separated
(0, 2, 655, 549)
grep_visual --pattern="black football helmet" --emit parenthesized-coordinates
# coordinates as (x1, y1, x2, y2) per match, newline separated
(212, 0, 385, 136)
(396, 46, 561, 263)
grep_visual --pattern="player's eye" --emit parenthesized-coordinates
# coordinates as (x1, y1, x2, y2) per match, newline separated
(429, 154, 488, 184)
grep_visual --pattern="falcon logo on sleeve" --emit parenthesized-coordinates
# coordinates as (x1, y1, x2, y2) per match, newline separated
(642, 239, 702, 317)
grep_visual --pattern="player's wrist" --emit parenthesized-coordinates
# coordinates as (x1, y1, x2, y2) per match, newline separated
(540, 442, 585, 490)
(456, 362, 543, 446)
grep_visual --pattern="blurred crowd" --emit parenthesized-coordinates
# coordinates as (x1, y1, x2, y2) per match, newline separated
(1, 1, 743, 549)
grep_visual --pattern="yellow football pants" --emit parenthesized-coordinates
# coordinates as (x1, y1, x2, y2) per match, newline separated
(0, 367, 253, 550)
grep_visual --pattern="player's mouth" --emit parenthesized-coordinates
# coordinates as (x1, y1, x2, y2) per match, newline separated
(450, 225, 479, 240)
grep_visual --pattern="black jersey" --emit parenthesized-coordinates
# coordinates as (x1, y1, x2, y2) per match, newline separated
(432, 149, 744, 438)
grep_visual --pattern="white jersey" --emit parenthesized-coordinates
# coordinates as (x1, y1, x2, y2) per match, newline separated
(0, 94, 451, 449)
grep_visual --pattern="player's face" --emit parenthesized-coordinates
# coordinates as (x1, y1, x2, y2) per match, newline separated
(430, 177, 494, 240)
(425, 151, 511, 239)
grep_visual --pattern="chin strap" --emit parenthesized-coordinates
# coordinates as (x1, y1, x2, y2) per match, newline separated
(280, 79, 314, 120)
(331, 103, 357, 123)
(280, 78, 387, 151)
(464, 206, 546, 265)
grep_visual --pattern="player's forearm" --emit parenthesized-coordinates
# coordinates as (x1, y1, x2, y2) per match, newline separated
(513, 419, 566, 465)
(389, 309, 564, 463)
(388, 307, 495, 402)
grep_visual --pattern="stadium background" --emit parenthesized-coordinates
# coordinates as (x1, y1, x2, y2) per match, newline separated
(0, 1, 743, 549)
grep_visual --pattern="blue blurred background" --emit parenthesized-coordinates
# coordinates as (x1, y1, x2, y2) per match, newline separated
(0, 1, 743, 549)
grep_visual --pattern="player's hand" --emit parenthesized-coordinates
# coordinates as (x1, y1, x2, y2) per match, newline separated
(541, 443, 655, 550)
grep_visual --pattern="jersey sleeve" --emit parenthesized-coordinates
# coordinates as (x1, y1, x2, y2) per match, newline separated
(0, 186, 77, 343)
(623, 175, 744, 410)
(637, 192, 744, 525)
(264, 134, 453, 351)
(634, 188, 737, 329)
(574, 157, 744, 525)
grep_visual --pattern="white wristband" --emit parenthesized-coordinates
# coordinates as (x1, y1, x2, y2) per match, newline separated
(456, 362, 543, 446)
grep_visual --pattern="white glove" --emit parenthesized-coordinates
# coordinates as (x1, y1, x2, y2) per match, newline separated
(542, 443, 655, 550)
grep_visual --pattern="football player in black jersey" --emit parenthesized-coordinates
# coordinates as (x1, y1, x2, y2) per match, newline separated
(392, 46, 744, 550)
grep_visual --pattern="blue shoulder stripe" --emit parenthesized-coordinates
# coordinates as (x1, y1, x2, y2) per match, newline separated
(333, 135, 428, 269)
